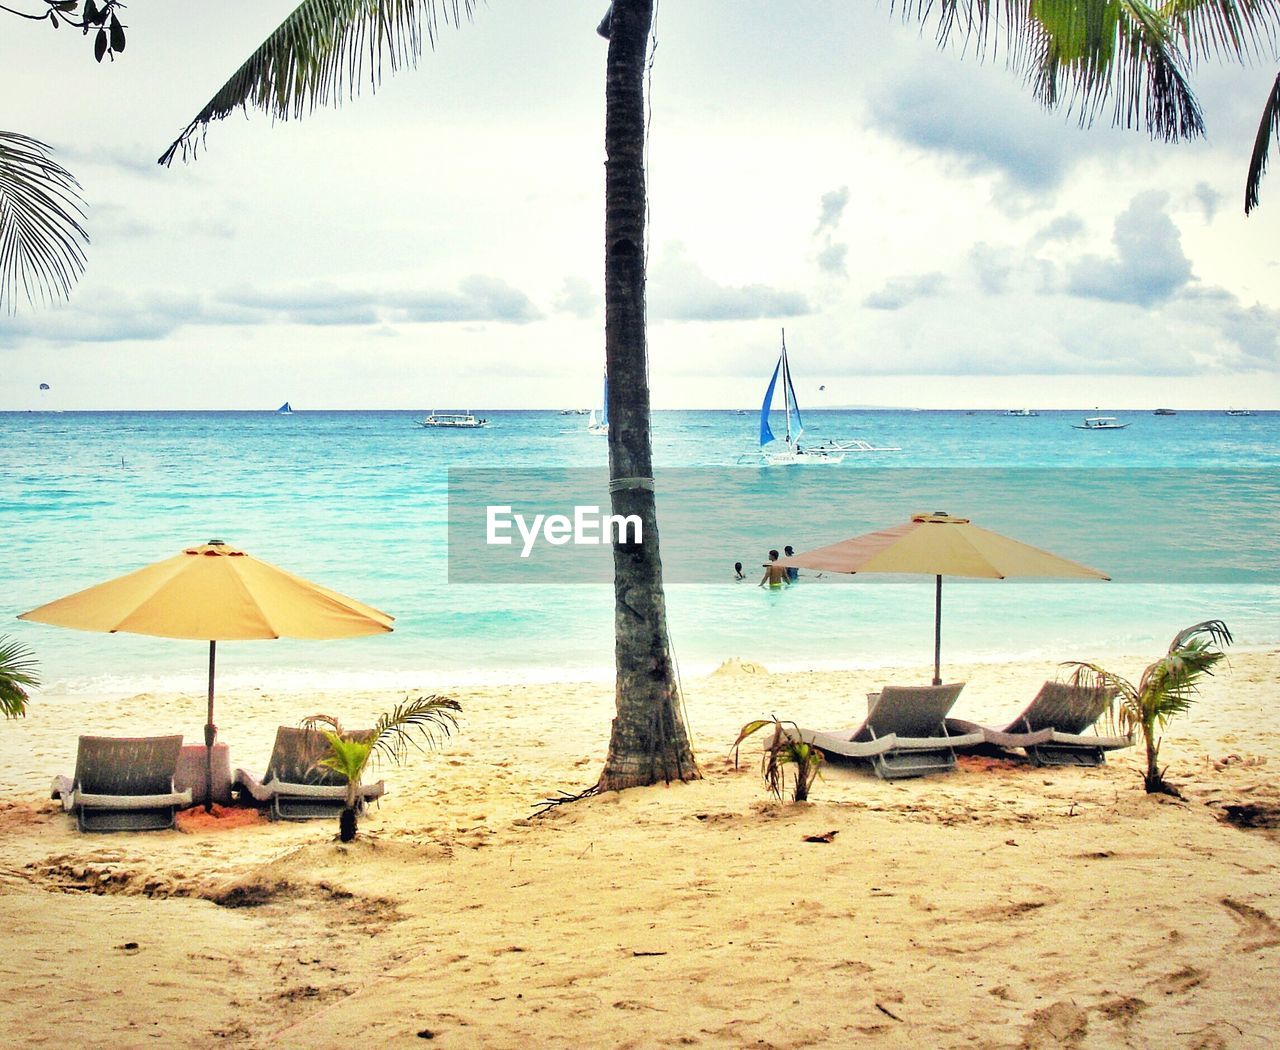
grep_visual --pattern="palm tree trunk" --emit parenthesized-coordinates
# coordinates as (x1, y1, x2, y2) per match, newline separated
(340, 780, 360, 840)
(597, 0, 699, 790)
(1144, 728, 1162, 793)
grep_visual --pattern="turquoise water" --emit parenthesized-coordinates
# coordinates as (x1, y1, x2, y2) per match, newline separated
(2, 409, 1277, 692)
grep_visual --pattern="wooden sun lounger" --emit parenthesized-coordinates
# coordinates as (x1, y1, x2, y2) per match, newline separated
(946, 681, 1133, 766)
(51, 734, 192, 832)
(788, 683, 981, 780)
(234, 726, 385, 821)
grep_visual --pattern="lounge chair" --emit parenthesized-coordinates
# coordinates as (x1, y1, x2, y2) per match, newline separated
(786, 683, 981, 780)
(234, 726, 386, 821)
(50, 735, 192, 832)
(945, 681, 1132, 766)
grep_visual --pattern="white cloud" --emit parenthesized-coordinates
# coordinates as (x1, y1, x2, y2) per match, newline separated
(1066, 192, 1193, 307)
(649, 243, 811, 322)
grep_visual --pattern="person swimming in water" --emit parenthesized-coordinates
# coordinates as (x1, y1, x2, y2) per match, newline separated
(783, 545, 799, 583)
(759, 549, 790, 588)
(734, 562, 746, 580)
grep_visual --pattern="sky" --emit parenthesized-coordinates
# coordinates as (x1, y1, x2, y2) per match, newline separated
(2, 0, 1279, 411)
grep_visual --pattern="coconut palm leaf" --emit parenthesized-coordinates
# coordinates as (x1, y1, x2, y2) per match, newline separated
(1245, 70, 1280, 212)
(894, 0, 1205, 141)
(316, 731, 374, 810)
(367, 693, 461, 766)
(317, 731, 371, 780)
(0, 635, 40, 719)
(158, 0, 476, 165)
(1064, 660, 1137, 732)
(1139, 619, 1231, 716)
(0, 132, 88, 313)
(301, 712, 346, 735)
(1157, 0, 1280, 64)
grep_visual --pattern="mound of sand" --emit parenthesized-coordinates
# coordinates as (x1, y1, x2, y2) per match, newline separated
(709, 657, 769, 678)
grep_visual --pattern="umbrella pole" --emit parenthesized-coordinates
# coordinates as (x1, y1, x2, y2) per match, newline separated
(205, 639, 217, 813)
(933, 575, 943, 687)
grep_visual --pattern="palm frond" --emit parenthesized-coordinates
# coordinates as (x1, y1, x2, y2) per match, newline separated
(0, 132, 88, 314)
(894, 0, 1205, 142)
(301, 712, 345, 735)
(731, 719, 777, 765)
(1063, 660, 1135, 731)
(318, 732, 372, 781)
(1168, 618, 1233, 653)
(368, 693, 461, 767)
(1158, 0, 1280, 65)
(159, 0, 476, 165)
(1136, 621, 1231, 724)
(0, 635, 40, 719)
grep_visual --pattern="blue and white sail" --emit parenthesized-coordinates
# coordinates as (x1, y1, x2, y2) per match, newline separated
(759, 330, 802, 448)
(588, 370, 609, 435)
(276, 402, 293, 415)
(743, 329, 901, 465)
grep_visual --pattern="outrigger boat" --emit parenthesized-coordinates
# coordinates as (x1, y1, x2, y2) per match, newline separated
(741, 330, 899, 464)
(417, 410, 489, 429)
(1072, 416, 1130, 430)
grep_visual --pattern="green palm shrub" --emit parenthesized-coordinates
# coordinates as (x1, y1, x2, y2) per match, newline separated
(1064, 620, 1232, 796)
(733, 716, 823, 802)
(0, 635, 39, 718)
(304, 694, 460, 841)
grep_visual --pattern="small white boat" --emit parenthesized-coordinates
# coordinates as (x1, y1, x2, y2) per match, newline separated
(742, 330, 899, 464)
(1072, 416, 1130, 430)
(1225, 408, 1255, 417)
(587, 371, 609, 436)
(417, 410, 489, 429)
(1003, 408, 1039, 417)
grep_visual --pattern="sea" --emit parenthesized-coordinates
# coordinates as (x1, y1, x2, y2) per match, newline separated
(2, 408, 1277, 695)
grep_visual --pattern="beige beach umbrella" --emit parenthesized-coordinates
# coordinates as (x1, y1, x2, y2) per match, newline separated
(775, 512, 1109, 686)
(19, 539, 393, 811)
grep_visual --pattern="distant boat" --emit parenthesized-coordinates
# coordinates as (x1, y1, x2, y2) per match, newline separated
(417, 410, 489, 429)
(742, 329, 899, 464)
(1003, 408, 1039, 417)
(1153, 408, 1177, 416)
(587, 371, 609, 436)
(1225, 408, 1255, 416)
(1072, 416, 1130, 430)
(559, 408, 589, 416)
(276, 402, 294, 415)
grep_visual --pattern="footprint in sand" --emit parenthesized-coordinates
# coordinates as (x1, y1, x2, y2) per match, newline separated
(1095, 996, 1149, 1025)
(1019, 1001, 1088, 1048)
(1221, 897, 1280, 951)
(1154, 964, 1205, 995)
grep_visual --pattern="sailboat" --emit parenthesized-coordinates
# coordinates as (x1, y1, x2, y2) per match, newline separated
(587, 371, 609, 435)
(276, 402, 294, 415)
(744, 330, 899, 465)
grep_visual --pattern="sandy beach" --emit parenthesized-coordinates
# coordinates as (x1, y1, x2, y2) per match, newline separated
(1, 650, 1277, 1048)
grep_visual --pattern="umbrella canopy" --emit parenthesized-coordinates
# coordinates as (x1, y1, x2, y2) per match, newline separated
(776, 512, 1108, 684)
(19, 540, 393, 640)
(19, 540, 393, 809)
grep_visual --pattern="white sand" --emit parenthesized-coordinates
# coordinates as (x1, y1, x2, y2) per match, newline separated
(1, 651, 1278, 1048)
